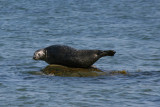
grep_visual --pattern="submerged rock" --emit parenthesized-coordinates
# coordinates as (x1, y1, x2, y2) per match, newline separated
(42, 64, 128, 77)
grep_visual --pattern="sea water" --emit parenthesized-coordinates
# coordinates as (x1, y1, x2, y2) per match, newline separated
(0, 0, 160, 106)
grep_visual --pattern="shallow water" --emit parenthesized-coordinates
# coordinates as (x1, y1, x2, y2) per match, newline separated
(0, 0, 160, 106)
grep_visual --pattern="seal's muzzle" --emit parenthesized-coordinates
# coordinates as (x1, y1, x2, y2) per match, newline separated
(33, 56, 36, 60)
(33, 49, 45, 60)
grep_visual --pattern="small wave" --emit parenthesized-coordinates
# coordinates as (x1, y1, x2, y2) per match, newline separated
(0, 55, 5, 60)
(27, 71, 44, 75)
(128, 70, 160, 78)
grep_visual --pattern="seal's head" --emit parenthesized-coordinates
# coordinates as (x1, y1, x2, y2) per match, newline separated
(33, 49, 46, 60)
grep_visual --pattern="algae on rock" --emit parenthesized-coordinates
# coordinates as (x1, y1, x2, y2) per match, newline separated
(42, 64, 128, 77)
(42, 64, 105, 77)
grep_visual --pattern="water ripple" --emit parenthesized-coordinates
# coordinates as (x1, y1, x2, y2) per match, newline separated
(0, 0, 160, 106)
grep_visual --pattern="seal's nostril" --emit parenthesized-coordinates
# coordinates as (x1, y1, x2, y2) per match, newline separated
(33, 56, 36, 60)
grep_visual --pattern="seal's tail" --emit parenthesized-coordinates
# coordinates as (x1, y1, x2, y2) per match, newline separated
(100, 50, 116, 57)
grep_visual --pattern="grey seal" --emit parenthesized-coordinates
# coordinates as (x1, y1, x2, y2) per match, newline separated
(33, 45, 116, 68)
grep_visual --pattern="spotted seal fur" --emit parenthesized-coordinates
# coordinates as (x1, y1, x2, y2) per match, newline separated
(33, 45, 116, 68)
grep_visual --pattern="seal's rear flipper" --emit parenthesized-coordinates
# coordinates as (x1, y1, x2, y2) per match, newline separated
(99, 50, 116, 56)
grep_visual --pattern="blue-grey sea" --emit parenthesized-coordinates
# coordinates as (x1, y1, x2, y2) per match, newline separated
(0, 0, 160, 107)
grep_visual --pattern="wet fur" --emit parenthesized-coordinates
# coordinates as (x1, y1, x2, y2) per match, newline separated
(33, 45, 116, 68)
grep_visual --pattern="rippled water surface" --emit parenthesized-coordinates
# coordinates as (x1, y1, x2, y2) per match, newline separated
(0, 0, 160, 106)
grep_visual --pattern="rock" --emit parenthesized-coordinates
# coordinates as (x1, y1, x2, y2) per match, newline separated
(42, 64, 105, 77)
(42, 64, 128, 77)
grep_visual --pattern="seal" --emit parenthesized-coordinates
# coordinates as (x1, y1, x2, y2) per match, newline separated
(33, 45, 116, 68)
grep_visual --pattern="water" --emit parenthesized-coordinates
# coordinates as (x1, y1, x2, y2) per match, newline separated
(0, 0, 160, 106)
